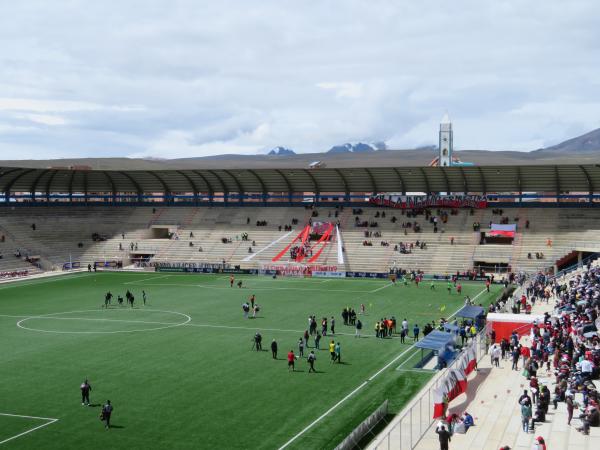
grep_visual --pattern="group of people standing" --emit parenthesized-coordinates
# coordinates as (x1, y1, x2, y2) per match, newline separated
(103, 290, 145, 308)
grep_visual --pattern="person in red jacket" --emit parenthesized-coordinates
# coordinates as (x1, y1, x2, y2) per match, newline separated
(287, 350, 296, 372)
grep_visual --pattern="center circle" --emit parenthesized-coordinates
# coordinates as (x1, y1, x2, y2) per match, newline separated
(16, 309, 191, 334)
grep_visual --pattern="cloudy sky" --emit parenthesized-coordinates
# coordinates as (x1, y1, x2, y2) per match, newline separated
(1, 0, 599, 159)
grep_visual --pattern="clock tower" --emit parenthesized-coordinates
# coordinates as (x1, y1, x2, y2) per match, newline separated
(438, 113, 453, 167)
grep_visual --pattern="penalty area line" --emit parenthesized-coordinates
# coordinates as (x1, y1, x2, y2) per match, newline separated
(0, 413, 58, 445)
(278, 286, 488, 449)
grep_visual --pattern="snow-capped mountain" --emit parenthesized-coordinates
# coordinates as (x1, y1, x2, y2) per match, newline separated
(327, 141, 387, 154)
(267, 146, 296, 156)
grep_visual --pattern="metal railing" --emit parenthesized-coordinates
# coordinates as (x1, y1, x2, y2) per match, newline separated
(369, 330, 487, 450)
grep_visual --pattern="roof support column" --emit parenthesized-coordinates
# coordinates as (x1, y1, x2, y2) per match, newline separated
(83, 171, 88, 204)
(579, 165, 593, 204)
(516, 166, 523, 206)
(223, 170, 243, 205)
(555, 165, 561, 205)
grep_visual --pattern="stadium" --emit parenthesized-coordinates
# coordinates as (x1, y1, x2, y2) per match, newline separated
(2, 3, 600, 450)
(1, 114, 600, 450)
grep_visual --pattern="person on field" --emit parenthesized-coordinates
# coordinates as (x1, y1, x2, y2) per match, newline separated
(101, 400, 113, 429)
(287, 350, 296, 371)
(315, 331, 322, 349)
(80, 379, 92, 406)
(249, 294, 255, 309)
(298, 337, 305, 357)
(230, 275, 235, 287)
(330, 316, 335, 335)
(355, 319, 362, 337)
(117, 294, 123, 306)
(329, 340, 336, 363)
(142, 290, 147, 305)
(253, 332, 262, 351)
(104, 292, 113, 308)
(271, 339, 278, 359)
(307, 351, 317, 373)
(335, 342, 341, 363)
(413, 324, 420, 341)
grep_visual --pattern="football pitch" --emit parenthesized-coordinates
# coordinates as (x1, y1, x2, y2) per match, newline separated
(0, 272, 502, 449)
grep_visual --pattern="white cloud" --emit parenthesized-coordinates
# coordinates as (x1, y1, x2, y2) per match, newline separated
(0, 0, 599, 158)
(316, 82, 363, 99)
(15, 113, 67, 126)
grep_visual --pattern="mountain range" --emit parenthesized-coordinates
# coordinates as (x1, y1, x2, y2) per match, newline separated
(2, 127, 600, 171)
(267, 146, 296, 156)
(534, 127, 600, 154)
(265, 127, 600, 157)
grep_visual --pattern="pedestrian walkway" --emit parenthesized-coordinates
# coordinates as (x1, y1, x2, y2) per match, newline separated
(415, 298, 600, 450)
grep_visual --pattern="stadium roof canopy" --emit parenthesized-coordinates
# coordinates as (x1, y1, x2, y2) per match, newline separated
(1, 164, 600, 197)
(455, 305, 486, 319)
(414, 330, 455, 352)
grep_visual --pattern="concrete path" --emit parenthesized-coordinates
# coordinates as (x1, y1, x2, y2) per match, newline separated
(414, 298, 600, 450)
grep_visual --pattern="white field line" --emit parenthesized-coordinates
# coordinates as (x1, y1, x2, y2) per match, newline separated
(277, 286, 489, 450)
(0, 313, 360, 337)
(395, 348, 421, 370)
(369, 283, 394, 294)
(0, 413, 58, 445)
(242, 230, 293, 261)
(122, 272, 391, 284)
(124, 282, 374, 293)
(0, 272, 90, 291)
(124, 274, 171, 285)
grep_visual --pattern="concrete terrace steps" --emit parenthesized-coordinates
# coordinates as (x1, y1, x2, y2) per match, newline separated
(0, 206, 599, 275)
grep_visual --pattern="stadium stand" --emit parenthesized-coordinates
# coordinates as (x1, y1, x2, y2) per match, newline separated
(0, 206, 599, 277)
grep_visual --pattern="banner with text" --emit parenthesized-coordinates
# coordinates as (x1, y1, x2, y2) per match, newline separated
(370, 194, 487, 210)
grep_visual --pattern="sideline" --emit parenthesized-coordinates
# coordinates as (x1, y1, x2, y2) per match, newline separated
(277, 286, 489, 449)
(0, 270, 89, 290)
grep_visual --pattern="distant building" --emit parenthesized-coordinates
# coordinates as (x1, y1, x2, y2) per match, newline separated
(438, 113, 453, 167)
(429, 114, 474, 167)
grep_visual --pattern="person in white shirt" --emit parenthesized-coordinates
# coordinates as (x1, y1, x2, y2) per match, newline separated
(580, 359, 593, 379)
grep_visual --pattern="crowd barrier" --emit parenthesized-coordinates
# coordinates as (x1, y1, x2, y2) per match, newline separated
(368, 329, 488, 449)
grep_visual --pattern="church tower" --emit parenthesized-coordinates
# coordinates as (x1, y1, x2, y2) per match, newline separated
(438, 113, 453, 167)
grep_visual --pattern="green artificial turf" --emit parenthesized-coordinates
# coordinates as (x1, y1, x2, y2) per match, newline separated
(0, 272, 502, 449)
